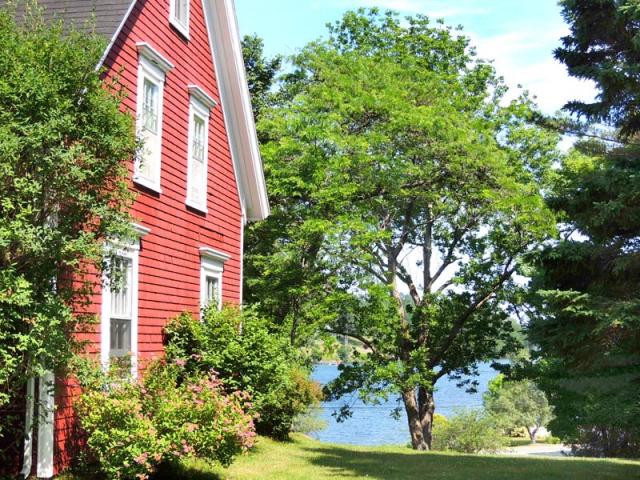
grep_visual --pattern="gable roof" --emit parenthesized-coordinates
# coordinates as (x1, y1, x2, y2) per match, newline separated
(10, 0, 135, 38)
(7, 0, 269, 222)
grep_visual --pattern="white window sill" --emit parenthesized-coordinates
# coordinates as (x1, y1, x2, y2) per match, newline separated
(133, 175, 162, 194)
(186, 199, 208, 214)
(169, 17, 190, 40)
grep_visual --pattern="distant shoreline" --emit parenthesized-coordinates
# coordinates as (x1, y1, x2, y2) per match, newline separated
(316, 360, 342, 365)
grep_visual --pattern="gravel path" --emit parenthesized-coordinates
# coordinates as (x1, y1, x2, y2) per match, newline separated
(500, 443, 570, 457)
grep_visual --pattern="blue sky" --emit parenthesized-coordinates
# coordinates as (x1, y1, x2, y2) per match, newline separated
(235, 0, 596, 114)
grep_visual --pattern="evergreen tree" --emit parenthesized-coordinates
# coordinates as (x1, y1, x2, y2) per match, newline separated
(556, 0, 640, 137)
(525, 0, 640, 457)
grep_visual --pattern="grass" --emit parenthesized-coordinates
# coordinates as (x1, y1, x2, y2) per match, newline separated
(150, 434, 640, 480)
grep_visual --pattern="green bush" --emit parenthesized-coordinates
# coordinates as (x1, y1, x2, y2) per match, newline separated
(291, 407, 327, 434)
(164, 307, 322, 439)
(432, 409, 506, 454)
(483, 377, 553, 442)
(546, 435, 561, 444)
(75, 361, 255, 479)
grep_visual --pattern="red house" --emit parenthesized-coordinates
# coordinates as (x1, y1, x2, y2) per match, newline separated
(9, 0, 269, 477)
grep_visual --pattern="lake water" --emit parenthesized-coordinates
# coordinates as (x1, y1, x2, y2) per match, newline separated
(310, 362, 499, 446)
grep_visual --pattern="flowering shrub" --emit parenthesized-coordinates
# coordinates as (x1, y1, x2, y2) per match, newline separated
(144, 363, 256, 466)
(164, 307, 322, 439)
(75, 361, 255, 480)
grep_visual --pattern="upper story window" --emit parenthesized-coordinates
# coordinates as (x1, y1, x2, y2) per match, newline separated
(186, 86, 217, 212)
(170, 0, 190, 38)
(134, 43, 174, 193)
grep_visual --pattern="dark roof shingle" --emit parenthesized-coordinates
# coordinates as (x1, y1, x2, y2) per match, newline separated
(7, 0, 134, 39)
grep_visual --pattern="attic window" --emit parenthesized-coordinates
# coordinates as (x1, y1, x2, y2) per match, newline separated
(170, 0, 190, 38)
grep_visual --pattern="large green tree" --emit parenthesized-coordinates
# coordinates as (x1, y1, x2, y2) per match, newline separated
(0, 2, 136, 447)
(250, 9, 559, 449)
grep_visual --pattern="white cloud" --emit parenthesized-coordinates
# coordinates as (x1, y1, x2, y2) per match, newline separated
(468, 28, 596, 113)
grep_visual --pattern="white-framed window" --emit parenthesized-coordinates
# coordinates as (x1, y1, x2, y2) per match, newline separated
(101, 224, 148, 377)
(169, 0, 190, 38)
(199, 247, 230, 313)
(186, 86, 217, 212)
(186, 100, 209, 211)
(109, 256, 133, 358)
(134, 43, 174, 193)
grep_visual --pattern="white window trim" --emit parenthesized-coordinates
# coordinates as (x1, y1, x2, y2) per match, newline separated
(134, 43, 174, 194)
(199, 247, 231, 313)
(101, 227, 148, 378)
(169, 0, 190, 39)
(136, 42, 175, 73)
(186, 95, 211, 213)
(188, 84, 217, 110)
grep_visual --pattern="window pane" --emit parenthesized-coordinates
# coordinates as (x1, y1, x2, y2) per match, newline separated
(205, 275, 219, 308)
(188, 113, 207, 205)
(192, 115, 205, 164)
(109, 257, 132, 357)
(110, 318, 131, 356)
(142, 78, 158, 133)
(110, 257, 131, 318)
(174, 0, 188, 26)
(137, 74, 161, 185)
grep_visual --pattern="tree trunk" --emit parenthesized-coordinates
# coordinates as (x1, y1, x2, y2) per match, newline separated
(527, 426, 538, 443)
(402, 387, 435, 451)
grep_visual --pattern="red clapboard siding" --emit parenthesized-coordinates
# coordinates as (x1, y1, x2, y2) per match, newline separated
(53, 0, 245, 474)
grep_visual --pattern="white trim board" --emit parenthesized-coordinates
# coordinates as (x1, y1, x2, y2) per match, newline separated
(202, 0, 269, 221)
(37, 371, 55, 478)
(95, 0, 138, 70)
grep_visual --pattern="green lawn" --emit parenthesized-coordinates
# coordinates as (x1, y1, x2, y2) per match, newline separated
(151, 434, 640, 480)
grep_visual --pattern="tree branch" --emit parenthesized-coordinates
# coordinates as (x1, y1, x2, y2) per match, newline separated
(429, 258, 516, 369)
(396, 261, 422, 306)
(423, 206, 433, 295)
(426, 225, 466, 292)
(325, 328, 379, 356)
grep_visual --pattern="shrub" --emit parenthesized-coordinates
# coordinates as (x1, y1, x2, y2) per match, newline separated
(432, 409, 506, 454)
(164, 306, 322, 439)
(75, 360, 255, 479)
(483, 377, 553, 442)
(0, 0, 136, 444)
(75, 378, 166, 480)
(291, 407, 327, 434)
(546, 435, 561, 444)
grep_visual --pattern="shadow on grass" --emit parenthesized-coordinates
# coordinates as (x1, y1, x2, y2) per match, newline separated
(301, 444, 640, 480)
(152, 460, 223, 480)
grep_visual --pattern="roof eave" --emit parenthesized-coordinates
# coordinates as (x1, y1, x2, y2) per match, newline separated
(203, 0, 269, 222)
